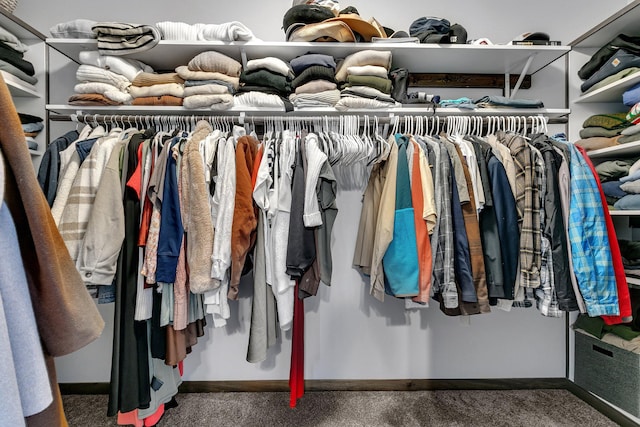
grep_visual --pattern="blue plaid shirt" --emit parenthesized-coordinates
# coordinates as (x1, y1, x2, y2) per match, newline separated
(566, 142, 620, 317)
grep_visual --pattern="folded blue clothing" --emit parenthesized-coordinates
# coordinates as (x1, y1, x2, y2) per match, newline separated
(614, 194, 640, 210)
(624, 82, 640, 107)
(473, 95, 544, 108)
(22, 121, 44, 133)
(621, 169, 640, 183)
(601, 180, 628, 199)
(439, 97, 475, 109)
(290, 53, 336, 76)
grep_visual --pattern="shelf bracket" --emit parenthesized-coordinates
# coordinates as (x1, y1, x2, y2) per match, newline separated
(509, 54, 536, 99)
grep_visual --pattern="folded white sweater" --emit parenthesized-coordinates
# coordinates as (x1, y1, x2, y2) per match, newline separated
(156, 21, 258, 42)
(183, 83, 230, 97)
(183, 94, 234, 109)
(79, 51, 153, 81)
(234, 92, 285, 110)
(74, 82, 133, 104)
(245, 57, 293, 78)
(76, 64, 131, 92)
(129, 83, 184, 98)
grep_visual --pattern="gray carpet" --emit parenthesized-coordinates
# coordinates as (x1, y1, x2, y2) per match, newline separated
(62, 390, 618, 426)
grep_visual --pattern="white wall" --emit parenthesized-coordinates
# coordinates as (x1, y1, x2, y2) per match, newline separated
(15, 1, 628, 384)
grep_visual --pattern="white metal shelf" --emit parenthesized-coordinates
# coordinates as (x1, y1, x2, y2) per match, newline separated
(2, 71, 40, 98)
(609, 210, 640, 216)
(570, 0, 640, 48)
(46, 39, 570, 75)
(573, 70, 640, 104)
(587, 140, 640, 159)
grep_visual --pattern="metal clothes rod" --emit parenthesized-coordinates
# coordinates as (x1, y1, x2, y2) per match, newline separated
(49, 113, 568, 125)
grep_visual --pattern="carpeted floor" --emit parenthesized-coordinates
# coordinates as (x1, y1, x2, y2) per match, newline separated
(62, 389, 619, 426)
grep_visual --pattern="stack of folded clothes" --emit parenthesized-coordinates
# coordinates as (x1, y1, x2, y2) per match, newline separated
(612, 158, 640, 210)
(575, 112, 632, 151)
(177, 51, 240, 110)
(236, 56, 293, 111)
(130, 71, 185, 106)
(578, 34, 640, 94)
(91, 22, 161, 56)
(0, 25, 37, 87)
(155, 21, 258, 42)
(289, 53, 339, 109)
(594, 158, 637, 207)
(333, 50, 399, 110)
(70, 51, 153, 106)
(19, 113, 43, 151)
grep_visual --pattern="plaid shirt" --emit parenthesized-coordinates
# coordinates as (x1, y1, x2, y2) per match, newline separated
(567, 142, 619, 317)
(500, 132, 541, 289)
(423, 137, 458, 308)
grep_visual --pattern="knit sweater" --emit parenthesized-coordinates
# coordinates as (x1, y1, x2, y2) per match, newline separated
(78, 50, 153, 81)
(76, 64, 131, 91)
(183, 94, 234, 109)
(335, 50, 392, 82)
(132, 71, 184, 87)
(74, 82, 133, 104)
(246, 57, 293, 77)
(129, 83, 184, 98)
(175, 66, 240, 89)
(188, 51, 242, 77)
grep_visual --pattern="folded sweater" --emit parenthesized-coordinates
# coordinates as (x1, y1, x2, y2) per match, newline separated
(245, 57, 293, 77)
(74, 82, 133, 104)
(335, 50, 392, 82)
(183, 93, 234, 109)
(129, 83, 185, 98)
(188, 51, 242, 77)
(76, 64, 131, 92)
(175, 66, 240, 89)
(79, 50, 153, 81)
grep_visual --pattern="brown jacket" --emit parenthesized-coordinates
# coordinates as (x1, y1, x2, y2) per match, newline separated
(0, 75, 104, 425)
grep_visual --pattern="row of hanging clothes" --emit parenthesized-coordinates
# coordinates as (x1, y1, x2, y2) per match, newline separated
(37, 112, 631, 418)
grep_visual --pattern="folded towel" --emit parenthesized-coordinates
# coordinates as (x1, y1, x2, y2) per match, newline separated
(129, 83, 184, 98)
(176, 66, 240, 89)
(92, 22, 161, 56)
(245, 57, 293, 78)
(187, 51, 242, 77)
(335, 50, 392, 82)
(183, 93, 234, 109)
(132, 72, 184, 87)
(79, 51, 153, 81)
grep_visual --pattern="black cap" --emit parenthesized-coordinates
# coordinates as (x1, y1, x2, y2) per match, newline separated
(282, 4, 335, 32)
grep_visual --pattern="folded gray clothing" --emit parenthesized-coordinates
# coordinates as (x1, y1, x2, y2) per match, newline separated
(74, 82, 133, 104)
(183, 93, 234, 109)
(79, 51, 153, 81)
(595, 159, 635, 181)
(335, 96, 400, 110)
(76, 64, 131, 92)
(129, 83, 184, 98)
(585, 67, 640, 94)
(22, 121, 44, 133)
(187, 51, 242, 77)
(92, 22, 161, 56)
(341, 85, 396, 103)
(184, 79, 236, 93)
(622, 124, 640, 136)
(335, 50, 392, 82)
(620, 180, 640, 194)
(619, 132, 640, 144)
(246, 57, 293, 78)
(473, 95, 544, 108)
(26, 137, 38, 151)
(579, 126, 622, 139)
(183, 83, 230, 97)
(175, 66, 240, 89)
(0, 60, 37, 85)
(0, 26, 28, 53)
(50, 19, 97, 38)
(289, 89, 340, 106)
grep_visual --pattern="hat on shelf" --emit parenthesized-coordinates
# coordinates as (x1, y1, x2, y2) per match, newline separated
(286, 20, 356, 42)
(449, 23, 467, 44)
(291, 0, 341, 13)
(512, 31, 550, 42)
(283, 4, 336, 32)
(409, 17, 451, 43)
(323, 13, 386, 42)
